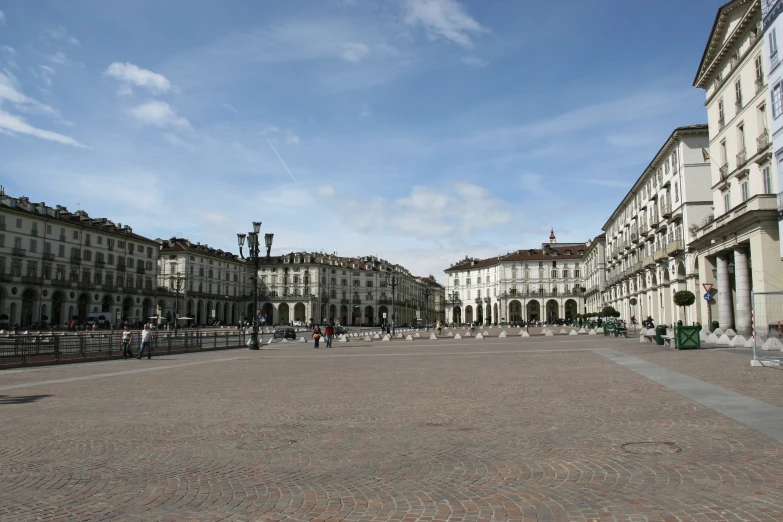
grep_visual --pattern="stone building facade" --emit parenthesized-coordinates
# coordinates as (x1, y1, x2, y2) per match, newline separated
(601, 125, 713, 325)
(0, 191, 160, 328)
(443, 232, 587, 325)
(583, 234, 607, 315)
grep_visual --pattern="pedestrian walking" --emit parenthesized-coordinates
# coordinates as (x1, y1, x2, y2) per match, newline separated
(436, 321, 442, 335)
(121, 325, 133, 359)
(325, 323, 335, 348)
(313, 326, 322, 349)
(137, 324, 152, 359)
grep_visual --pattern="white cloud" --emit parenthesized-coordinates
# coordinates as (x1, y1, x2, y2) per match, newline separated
(127, 100, 190, 129)
(49, 52, 69, 65)
(358, 103, 371, 118)
(104, 62, 172, 95)
(316, 185, 335, 198)
(461, 55, 488, 67)
(44, 25, 79, 45)
(0, 109, 86, 148)
(262, 125, 280, 134)
(341, 42, 370, 62)
(39, 65, 55, 87)
(0, 11, 5, 25)
(0, 70, 59, 116)
(285, 130, 300, 145)
(222, 103, 238, 113)
(403, 0, 487, 48)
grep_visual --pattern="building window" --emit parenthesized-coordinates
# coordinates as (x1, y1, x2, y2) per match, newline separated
(735, 80, 743, 110)
(674, 182, 679, 202)
(723, 190, 731, 213)
(741, 178, 749, 202)
(718, 98, 725, 124)
(15, 218, 22, 228)
(770, 28, 779, 59)
(763, 164, 773, 194)
(737, 123, 745, 153)
(756, 54, 764, 85)
(773, 83, 783, 119)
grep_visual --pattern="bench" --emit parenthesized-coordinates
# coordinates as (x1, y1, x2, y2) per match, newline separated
(615, 327, 628, 338)
(642, 332, 657, 343)
(662, 334, 675, 348)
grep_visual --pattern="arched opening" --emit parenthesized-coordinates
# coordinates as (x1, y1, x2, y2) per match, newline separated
(187, 299, 194, 318)
(52, 291, 66, 326)
(339, 304, 347, 326)
(142, 298, 152, 324)
(223, 302, 229, 322)
(294, 302, 306, 322)
(476, 304, 483, 325)
(493, 302, 499, 324)
(509, 300, 522, 321)
(102, 295, 113, 313)
(452, 305, 462, 324)
(262, 303, 273, 325)
(465, 305, 474, 324)
(351, 306, 361, 326)
(526, 300, 540, 322)
(378, 305, 388, 325)
(231, 302, 237, 324)
(206, 301, 214, 324)
(279, 303, 290, 325)
(0, 287, 6, 328)
(196, 300, 205, 325)
(676, 262, 686, 280)
(122, 297, 133, 323)
(329, 304, 337, 323)
(76, 292, 89, 323)
(546, 300, 559, 323)
(564, 299, 577, 321)
(365, 305, 374, 326)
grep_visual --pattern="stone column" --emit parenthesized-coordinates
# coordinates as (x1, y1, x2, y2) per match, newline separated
(716, 253, 734, 331)
(733, 247, 752, 336)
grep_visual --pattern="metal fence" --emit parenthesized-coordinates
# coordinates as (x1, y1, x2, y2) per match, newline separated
(0, 329, 247, 368)
(751, 290, 783, 363)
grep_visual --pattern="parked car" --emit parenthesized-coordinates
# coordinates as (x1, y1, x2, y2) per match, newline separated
(333, 325, 349, 335)
(509, 321, 526, 327)
(273, 327, 297, 339)
(292, 320, 306, 327)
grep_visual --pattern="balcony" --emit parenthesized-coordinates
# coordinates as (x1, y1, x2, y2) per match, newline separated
(643, 255, 654, 267)
(666, 239, 684, 256)
(95, 260, 106, 268)
(352, 298, 361, 305)
(718, 117, 725, 130)
(772, 52, 780, 71)
(123, 287, 138, 294)
(758, 130, 770, 151)
(631, 231, 639, 243)
(30, 229, 38, 237)
(136, 266, 146, 275)
(633, 261, 643, 273)
(736, 148, 747, 167)
(611, 250, 619, 259)
(70, 256, 82, 265)
(341, 298, 349, 304)
(21, 275, 43, 284)
(0, 272, 11, 282)
(84, 239, 91, 247)
(58, 234, 66, 241)
(735, 100, 743, 113)
(719, 163, 729, 180)
(756, 77, 764, 94)
(117, 264, 126, 272)
(80, 282, 96, 290)
(649, 212, 660, 227)
(42, 252, 55, 261)
(653, 248, 668, 262)
(378, 299, 391, 305)
(50, 279, 71, 288)
(484, 296, 491, 303)
(639, 220, 648, 235)
(11, 247, 26, 257)
(102, 283, 118, 292)
(661, 201, 672, 218)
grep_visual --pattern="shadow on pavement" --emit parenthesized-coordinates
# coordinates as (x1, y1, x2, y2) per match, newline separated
(0, 394, 53, 405)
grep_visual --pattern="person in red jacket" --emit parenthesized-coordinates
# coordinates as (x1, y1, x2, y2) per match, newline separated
(325, 324, 335, 348)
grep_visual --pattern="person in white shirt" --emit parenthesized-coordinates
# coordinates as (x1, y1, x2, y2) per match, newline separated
(121, 326, 133, 359)
(137, 324, 153, 360)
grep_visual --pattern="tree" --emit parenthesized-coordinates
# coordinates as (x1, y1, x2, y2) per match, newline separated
(673, 290, 696, 324)
(600, 306, 618, 319)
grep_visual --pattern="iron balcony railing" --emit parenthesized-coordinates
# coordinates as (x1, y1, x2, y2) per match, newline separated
(660, 201, 672, 217)
(736, 148, 747, 166)
(12, 248, 26, 257)
(719, 163, 729, 180)
(758, 131, 770, 151)
(666, 239, 684, 256)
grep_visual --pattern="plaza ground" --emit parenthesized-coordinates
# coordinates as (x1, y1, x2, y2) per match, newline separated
(1, 333, 783, 521)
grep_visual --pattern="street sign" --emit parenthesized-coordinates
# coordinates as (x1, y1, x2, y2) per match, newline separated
(383, 313, 387, 318)
(704, 293, 713, 301)
(702, 283, 713, 293)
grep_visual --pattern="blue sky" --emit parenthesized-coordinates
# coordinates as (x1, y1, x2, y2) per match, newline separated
(0, 0, 723, 280)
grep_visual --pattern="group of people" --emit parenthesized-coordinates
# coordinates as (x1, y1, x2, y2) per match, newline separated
(311, 324, 336, 349)
(120, 324, 154, 360)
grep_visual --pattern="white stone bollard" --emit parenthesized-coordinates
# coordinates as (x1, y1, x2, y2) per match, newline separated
(405, 335, 413, 341)
(498, 331, 507, 338)
(454, 333, 462, 339)
(729, 334, 746, 347)
(475, 333, 484, 339)
(521, 331, 530, 337)
(429, 333, 437, 340)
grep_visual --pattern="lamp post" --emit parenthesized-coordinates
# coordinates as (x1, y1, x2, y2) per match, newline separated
(172, 273, 185, 334)
(449, 291, 459, 325)
(385, 273, 399, 335)
(237, 223, 273, 350)
(423, 287, 431, 331)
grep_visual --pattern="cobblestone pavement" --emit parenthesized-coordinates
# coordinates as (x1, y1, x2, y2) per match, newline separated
(2, 334, 783, 521)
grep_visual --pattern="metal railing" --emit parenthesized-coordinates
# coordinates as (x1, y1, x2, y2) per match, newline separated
(11, 247, 26, 257)
(758, 131, 770, 151)
(660, 201, 672, 217)
(0, 330, 247, 368)
(653, 248, 668, 262)
(666, 239, 684, 256)
(736, 148, 747, 166)
(719, 163, 729, 179)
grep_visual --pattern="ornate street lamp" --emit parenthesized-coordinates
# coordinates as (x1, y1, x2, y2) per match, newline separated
(423, 287, 431, 331)
(238, 222, 273, 350)
(449, 291, 459, 325)
(385, 273, 399, 335)
(172, 272, 185, 334)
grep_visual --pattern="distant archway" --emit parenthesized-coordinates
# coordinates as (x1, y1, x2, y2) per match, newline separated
(294, 302, 306, 322)
(365, 305, 374, 325)
(465, 305, 474, 324)
(527, 300, 540, 322)
(452, 306, 462, 324)
(76, 292, 89, 323)
(564, 299, 577, 320)
(509, 300, 522, 321)
(279, 303, 290, 325)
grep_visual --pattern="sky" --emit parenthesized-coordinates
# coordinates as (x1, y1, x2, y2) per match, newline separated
(0, 0, 725, 281)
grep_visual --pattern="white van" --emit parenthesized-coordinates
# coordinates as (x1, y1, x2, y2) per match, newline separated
(86, 312, 113, 328)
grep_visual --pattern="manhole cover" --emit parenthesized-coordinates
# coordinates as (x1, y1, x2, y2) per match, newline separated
(622, 441, 681, 455)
